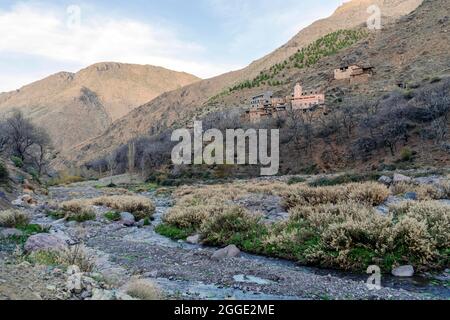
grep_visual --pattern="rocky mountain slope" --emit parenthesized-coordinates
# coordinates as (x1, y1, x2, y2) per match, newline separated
(0, 63, 200, 152)
(59, 0, 424, 167)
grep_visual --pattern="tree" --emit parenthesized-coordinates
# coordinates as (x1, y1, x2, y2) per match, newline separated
(0, 110, 53, 175)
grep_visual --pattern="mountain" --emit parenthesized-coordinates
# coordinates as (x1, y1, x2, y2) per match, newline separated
(0, 63, 200, 152)
(59, 0, 425, 167)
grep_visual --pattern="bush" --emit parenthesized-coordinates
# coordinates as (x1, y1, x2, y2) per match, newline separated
(400, 147, 413, 162)
(200, 206, 265, 247)
(10, 156, 23, 168)
(125, 279, 164, 300)
(91, 196, 155, 220)
(104, 211, 121, 221)
(0, 209, 30, 228)
(60, 200, 96, 222)
(309, 173, 381, 187)
(390, 181, 449, 200)
(27, 245, 95, 272)
(282, 182, 389, 208)
(47, 175, 85, 186)
(155, 223, 194, 240)
(287, 177, 306, 185)
(0, 161, 8, 183)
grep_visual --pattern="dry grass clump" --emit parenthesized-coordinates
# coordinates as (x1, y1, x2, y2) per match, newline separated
(282, 182, 389, 209)
(200, 206, 264, 246)
(60, 199, 96, 222)
(0, 209, 30, 228)
(91, 195, 155, 220)
(391, 181, 449, 200)
(27, 245, 95, 272)
(390, 201, 450, 250)
(125, 279, 164, 300)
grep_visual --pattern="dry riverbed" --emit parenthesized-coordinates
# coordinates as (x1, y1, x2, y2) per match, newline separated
(1, 178, 449, 300)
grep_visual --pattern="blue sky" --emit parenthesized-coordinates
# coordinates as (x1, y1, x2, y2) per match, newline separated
(0, 0, 346, 92)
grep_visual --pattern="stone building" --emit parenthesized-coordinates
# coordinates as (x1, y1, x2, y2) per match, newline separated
(290, 83, 325, 110)
(244, 82, 324, 123)
(334, 64, 374, 84)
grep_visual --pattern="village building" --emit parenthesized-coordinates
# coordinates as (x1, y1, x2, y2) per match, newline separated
(245, 82, 324, 123)
(334, 64, 374, 84)
(290, 83, 325, 110)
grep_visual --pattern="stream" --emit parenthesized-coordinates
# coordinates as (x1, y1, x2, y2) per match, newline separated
(32, 186, 449, 300)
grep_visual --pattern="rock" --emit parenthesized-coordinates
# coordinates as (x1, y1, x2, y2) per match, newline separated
(392, 265, 415, 277)
(67, 265, 81, 275)
(393, 174, 412, 184)
(378, 176, 393, 186)
(186, 234, 201, 244)
(120, 212, 135, 227)
(23, 179, 35, 191)
(91, 288, 115, 300)
(136, 219, 145, 228)
(404, 192, 417, 200)
(211, 245, 241, 260)
(413, 176, 442, 185)
(11, 198, 25, 206)
(67, 272, 83, 294)
(24, 234, 67, 253)
(0, 228, 24, 238)
(46, 285, 57, 291)
(0, 191, 6, 199)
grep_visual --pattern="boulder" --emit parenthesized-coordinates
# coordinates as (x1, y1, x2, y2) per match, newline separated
(186, 234, 201, 244)
(404, 192, 418, 200)
(0, 228, 24, 238)
(67, 272, 83, 294)
(378, 176, 393, 186)
(91, 289, 115, 300)
(393, 174, 412, 184)
(136, 219, 145, 228)
(392, 265, 415, 277)
(24, 233, 67, 252)
(120, 212, 135, 227)
(211, 245, 241, 260)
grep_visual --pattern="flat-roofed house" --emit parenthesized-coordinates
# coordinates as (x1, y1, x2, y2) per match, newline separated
(291, 83, 325, 110)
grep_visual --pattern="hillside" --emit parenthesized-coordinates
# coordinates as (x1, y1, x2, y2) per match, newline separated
(0, 63, 200, 152)
(59, 0, 424, 167)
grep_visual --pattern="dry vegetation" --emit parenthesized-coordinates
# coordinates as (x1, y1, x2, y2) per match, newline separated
(0, 209, 30, 228)
(125, 279, 164, 300)
(159, 180, 450, 272)
(27, 245, 95, 272)
(390, 181, 450, 200)
(91, 195, 155, 220)
(56, 195, 156, 222)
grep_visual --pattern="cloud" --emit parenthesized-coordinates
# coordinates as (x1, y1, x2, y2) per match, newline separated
(0, 2, 236, 91)
(207, 0, 341, 56)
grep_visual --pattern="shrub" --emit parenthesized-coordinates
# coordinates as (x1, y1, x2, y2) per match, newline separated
(0, 209, 30, 228)
(287, 177, 306, 185)
(104, 211, 121, 221)
(0, 161, 8, 183)
(91, 196, 155, 220)
(391, 182, 448, 200)
(60, 199, 96, 222)
(309, 173, 381, 187)
(155, 223, 194, 240)
(10, 156, 23, 168)
(400, 147, 413, 162)
(200, 206, 265, 247)
(281, 182, 389, 208)
(47, 175, 85, 186)
(125, 279, 164, 300)
(27, 245, 95, 272)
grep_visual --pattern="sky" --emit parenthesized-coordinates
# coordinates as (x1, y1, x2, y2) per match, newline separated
(0, 0, 346, 92)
